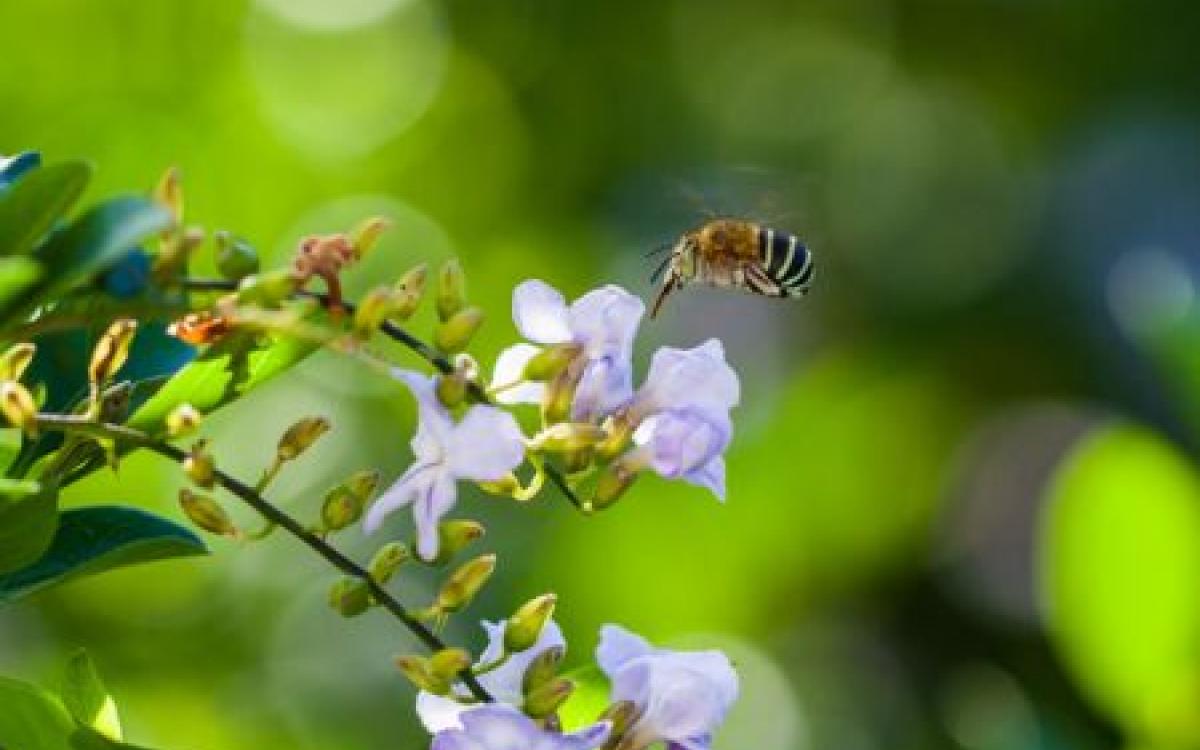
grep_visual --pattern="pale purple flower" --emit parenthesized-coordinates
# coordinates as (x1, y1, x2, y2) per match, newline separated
(625, 339, 739, 500)
(364, 369, 525, 561)
(418, 620, 566, 732)
(431, 704, 610, 750)
(491, 280, 644, 420)
(596, 625, 738, 750)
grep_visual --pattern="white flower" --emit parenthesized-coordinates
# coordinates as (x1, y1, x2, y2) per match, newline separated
(491, 280, 644, 420)
(364, 369, 525, 561)
(417, 619, 566, 732)
(596, 625, 738, 750)
(430, 704, 609, 750)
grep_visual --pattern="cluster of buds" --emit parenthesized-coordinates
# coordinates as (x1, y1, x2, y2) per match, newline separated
(0, 343, 38, 435)
(290, 217, 390, 315)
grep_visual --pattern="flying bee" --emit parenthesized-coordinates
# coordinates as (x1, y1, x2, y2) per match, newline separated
(649, 219, 814, 317)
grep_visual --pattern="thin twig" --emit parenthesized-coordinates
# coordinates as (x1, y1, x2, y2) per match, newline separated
(33, 413, 494, 704)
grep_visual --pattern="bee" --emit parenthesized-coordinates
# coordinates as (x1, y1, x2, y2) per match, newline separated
(650, 219, 813, 317)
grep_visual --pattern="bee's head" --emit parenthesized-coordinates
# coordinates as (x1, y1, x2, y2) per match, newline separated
(673, 233, 699, 279)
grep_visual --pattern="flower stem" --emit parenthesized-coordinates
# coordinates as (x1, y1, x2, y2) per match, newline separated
(32, 412, 495, 704)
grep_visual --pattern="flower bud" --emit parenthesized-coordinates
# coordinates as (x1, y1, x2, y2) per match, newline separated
(396, 262, 428, 297)
(434, 553, 496, 613)
(521, 645, 565, 694)
(368, 541, 410, 583)
(214, 231, 260, 280)
(389, 288, 421, 322)
(277, 416, 330, 461)
(562, 448, 593, 474)
(522, 344, 580, 382)
(530, 423, 609, 453)
(524, 677, 574, 719)
(179, 489, 237, 537)
(478, 472, 520, 497)
(0, 343, 35, 382)
(436, 371, 467, 409)
(435, 258, 467, 321)
(353, 286, 393, 337)
(542, 369, 579, 425)
(428, 648, 473, 681)
(429, 519, 486, 565)
(320, 486, 361, 532)
(350, 216, 391, 260)
(589, 460, 638, 512)
(0, 381, 38, 434)
(394, 655, 450, 695)
(166, 403, 202, 438)
(88, 319, 137, 389)
(504, 594, 557, 654)
(183, 441, 216, 489)
(153, 166, 183, 223)
(434, 306, 484, 354)
(328, 577, 372, 617)
(597, 700, 638, 747)
(236, 268, 299, 307)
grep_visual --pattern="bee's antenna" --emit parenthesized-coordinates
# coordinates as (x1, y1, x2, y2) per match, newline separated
(649, 255, 672, 284)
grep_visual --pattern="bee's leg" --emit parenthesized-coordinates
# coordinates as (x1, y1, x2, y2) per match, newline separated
(650, 277, 677, 319)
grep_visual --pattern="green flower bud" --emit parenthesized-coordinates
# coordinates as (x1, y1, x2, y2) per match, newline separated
(434, 553, 496, 613)
(562, 447, 594, 474)
(0, 343, 35, 382)
(166, 403, 202, 438)
(597, 700, 638, 747)
(0, 381, 38, 435)
(542, 366, 580, 425)
(595, 412, 635, 460)
(434, 306, 484, 354)
(368, 541, 410, 583)
(277, 416, 330, 461)
(523, 344, 581, 382)
(521, 645, 565, 694)
(236, 268, 299, 307)
(436, 371, 468, 409)
(153, 166, 183, 224)
(88, 319, 137, 391)
(504, 593, 557, 654)
(214, 231, 260, 281)
(435, 258, 467, 321)
(429, 519, 486, 565)
(179, 489, 237, 538)
(350, 216, 391, 260)
(353, 286, 393, 337)
(328, 577, 372, 617)
(428, 648, 473, 681)
(320, 486, 362, 532)
(396, 262, 428, 297)
(183, 440, 216, 489)
(524, 677, 574, 719)
(589, 460, 638, 513)
(394, 655, 450, 695)
(530, 423, 609, 453)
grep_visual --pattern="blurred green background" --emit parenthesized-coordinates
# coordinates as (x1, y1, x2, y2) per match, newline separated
(6, 0, 1200, 748)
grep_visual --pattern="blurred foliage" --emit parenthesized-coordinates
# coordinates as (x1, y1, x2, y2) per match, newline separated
(4, 0, 1200, 749)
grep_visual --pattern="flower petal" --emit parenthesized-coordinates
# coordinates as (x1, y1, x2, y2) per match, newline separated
(684, 456, 726, 502)
(568, 285, 644, 356)
(563, 721, 612, 750)
(478, 620, 565, 705)
(458, 705, 541, 749)
(513, 280, 573, 344)
(414, 469, 458, 561)
(639, 339, 739, 415)
(362, 463, 424, 533)
(431, 729, 487, 750)
(418, 691, 472, 733)
(491, 343, 547, 405)
(446, 406, 526, 482)
(596, 624, 654, 676)
(573, 356, 633, 421)
(393, 368, 454, 453)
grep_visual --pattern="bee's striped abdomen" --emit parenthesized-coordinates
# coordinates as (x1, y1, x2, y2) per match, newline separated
(756, 227, 813, 297)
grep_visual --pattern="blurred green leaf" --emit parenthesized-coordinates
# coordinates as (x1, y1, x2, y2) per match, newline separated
(0, 160, 91, 257)
(0, 676, 74, 750)
(1041, 425, 1200, 744)
(31, 196, 171, 302)
(61, 651, 122, 742)
(0, 481, 58, 575)
(0, 256, 42, 306)
(0, 505, 206, 604)
(69, 725, 161, 750)
(127, 330, 317, 434)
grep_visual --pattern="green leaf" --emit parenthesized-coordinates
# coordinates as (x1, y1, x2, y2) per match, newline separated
(61, 651, 121, 742)
(32, 197, 171, 301)
(0, 160, 92, 257)
(0, 255, 42, 306)
(128, 330, 318, 434)
(0, 505, 206, 604)
(1040, 424, 1200, 744)
(0, 676, 75, 750)
(69, 725, 161, 750)
(0, 482, 58, 575)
